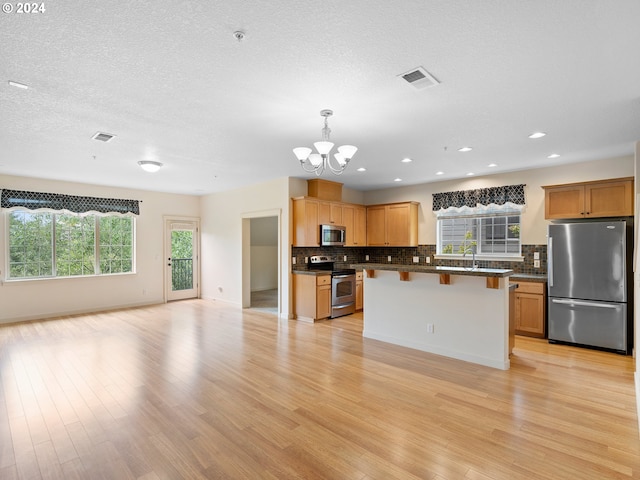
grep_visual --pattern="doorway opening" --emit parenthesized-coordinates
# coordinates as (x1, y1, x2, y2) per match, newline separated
(165, 218, 200, 301)
(241, 212, 280, 316)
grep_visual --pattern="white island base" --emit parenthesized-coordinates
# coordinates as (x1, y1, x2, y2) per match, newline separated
(361, 268, 511, 370)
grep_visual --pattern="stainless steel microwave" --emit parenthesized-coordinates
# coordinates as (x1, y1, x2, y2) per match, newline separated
(320, 224, 346, 246)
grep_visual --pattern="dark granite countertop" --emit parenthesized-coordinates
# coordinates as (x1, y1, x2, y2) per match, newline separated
(510, 273, 547, 282)
(350, 263, 513, 278)
(292, 269, 331, 276)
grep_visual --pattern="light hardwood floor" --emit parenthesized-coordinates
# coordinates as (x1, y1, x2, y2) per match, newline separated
(0, 299, 638, 479)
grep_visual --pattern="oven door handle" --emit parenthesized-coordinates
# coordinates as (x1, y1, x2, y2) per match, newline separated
(332, 274, 354, 279)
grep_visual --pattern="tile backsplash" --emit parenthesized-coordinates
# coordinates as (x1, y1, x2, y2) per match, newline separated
(292, 244, 547, 275)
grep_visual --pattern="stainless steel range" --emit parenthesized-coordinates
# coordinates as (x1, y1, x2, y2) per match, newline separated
(309, 256, 356, 318)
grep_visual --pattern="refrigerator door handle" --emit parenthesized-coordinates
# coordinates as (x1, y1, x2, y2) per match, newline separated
(551, 298, 619, 309)
(548, 237, 553, 287)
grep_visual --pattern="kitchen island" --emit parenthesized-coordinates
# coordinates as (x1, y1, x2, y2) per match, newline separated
(351, 263, 514, 370)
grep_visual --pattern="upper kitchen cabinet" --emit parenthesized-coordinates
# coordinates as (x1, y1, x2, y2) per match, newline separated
(292, 197, 320, 246)
(318, 201, 343, 225)
(342, 204, 366, 246)
(543, 177, 634, 219)
(366, 202, 419, 246)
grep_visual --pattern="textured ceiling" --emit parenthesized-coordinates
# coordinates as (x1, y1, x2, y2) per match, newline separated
(1, 1, 639, 195)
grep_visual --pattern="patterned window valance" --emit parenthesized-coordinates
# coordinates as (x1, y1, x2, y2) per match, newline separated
(0, 189, 140, 216)
(433, 184, 526, 216)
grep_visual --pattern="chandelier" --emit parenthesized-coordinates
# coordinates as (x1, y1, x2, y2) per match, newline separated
(293, 109, 357, 176)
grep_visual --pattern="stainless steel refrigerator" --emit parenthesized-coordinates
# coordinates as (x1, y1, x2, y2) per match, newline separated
(547, 220, 633, 354)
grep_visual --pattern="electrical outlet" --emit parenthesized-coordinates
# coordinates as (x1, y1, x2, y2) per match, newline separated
(292, 257, 296, 265)
(343, 255, 347, 262)
(413, 256, 419, 263)
(387, 256, 392, 262)
(427, 323, 434, 333)
(534, 252, 540, 260)
(304, 257, 308, 263)
(426, 256, 431, 264)
(534, 259, 540, 268)
(365, 255, 369, 261)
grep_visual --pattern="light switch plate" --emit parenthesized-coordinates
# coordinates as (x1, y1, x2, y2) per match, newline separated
(365, 254, 369, 261)
(534, 252, 540, 260)
(534, 259, 540, 268)
(292, 257, 296, 265)
(426, 256, 431, 264)
(387, 256, 392, 262)
(413, 256, 419, 263)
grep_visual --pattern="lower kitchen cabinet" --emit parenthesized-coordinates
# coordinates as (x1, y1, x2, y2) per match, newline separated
(355, 271, 363, 311)
(514, 281, 546, 338)
(293, 273, 331, 321)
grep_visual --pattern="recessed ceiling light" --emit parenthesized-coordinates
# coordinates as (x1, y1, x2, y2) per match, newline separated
(488, 163, 497, 167)
(466, 172, 475, 176)
(458, 147, 472, 152)
(357, 167, 366, 172)
(547, 153, 560, 159)
(138, 160, 163, 173)
(435, 171, 444, 175)
(528, 132, 546, 139)
(8, 80, 29, 89)
(394, 178, 402, 182)
(401, 157, 412, 163)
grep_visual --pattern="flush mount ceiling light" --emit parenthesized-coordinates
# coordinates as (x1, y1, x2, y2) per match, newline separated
(401, 157, 413, 163)
(528, 132, 546, 139)
(458, 147, 473, 152)
(293, 109, 357, 176)
(547, 153, 560, 159)
(138, 160, 163, 173)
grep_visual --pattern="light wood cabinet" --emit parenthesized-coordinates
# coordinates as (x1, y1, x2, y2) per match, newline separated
(342, 204, 367, 246)
(366, 202, 419, 246)
(293, 273, 331, 321)
(318, 201, 343, 225)
(293, 197, 367, 247)
(292, 198, 320, 246)
(355, 271, 363, 311)
(543, 177, 633, 219)
(514, 281, 546, 338)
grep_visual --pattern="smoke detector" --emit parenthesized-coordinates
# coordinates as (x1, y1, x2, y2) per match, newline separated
(398, 66, 440, 90)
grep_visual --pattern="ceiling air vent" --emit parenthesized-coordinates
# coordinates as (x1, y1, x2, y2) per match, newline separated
(398, 66, 440, 90)
(92, 132, 116, 142)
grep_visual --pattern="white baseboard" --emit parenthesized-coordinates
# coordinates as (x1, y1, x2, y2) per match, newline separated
(0, 299, 162, 325)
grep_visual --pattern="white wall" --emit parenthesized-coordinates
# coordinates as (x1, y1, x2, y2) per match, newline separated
(200, 177, 292, 317)
(363, 155, 634, 245)
(0, 174, 200, 323)
(634, 142, 639, 379)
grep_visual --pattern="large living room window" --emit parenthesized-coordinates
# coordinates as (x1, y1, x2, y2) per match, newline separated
(1, 189, 139, 280)
(7, 211, 134, 279)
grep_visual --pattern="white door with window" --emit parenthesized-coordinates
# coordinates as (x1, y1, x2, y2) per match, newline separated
(165, 219, 199, 301)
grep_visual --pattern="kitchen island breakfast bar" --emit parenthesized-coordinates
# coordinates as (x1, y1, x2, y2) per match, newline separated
(351, 263, 514, 370)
